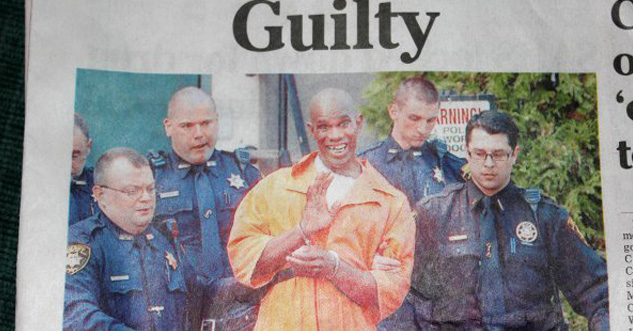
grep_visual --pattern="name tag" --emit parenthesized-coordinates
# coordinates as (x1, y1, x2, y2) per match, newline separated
(159, 191, 180, 199)
(110, 275, 130, 282)
(448, 234, 468, 242)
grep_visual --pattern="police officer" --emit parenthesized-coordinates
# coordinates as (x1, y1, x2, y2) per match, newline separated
(360, 76, 465, 330)
(69, 114, 100, 226)
(414, 111, 609, 330)
(149, 87, 261, 330)
(64, 148, 190, 331)
(359, 76, 465, 207)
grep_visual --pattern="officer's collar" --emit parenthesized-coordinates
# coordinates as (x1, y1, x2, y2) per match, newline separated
(101, 213, 158, 251)
(169, 149, 219, 179)
(71, 167, 93, 187)
(466, 180, 516, 212)
(384, 135, 429, 162)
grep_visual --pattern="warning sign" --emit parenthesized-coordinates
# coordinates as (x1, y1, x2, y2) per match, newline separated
(433, 97, 493, 158)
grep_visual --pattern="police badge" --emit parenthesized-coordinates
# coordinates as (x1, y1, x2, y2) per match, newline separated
(66, 244, 91, 275)
(515, 221, 538, 243)
(227, 173, 246, 189)
(432, 166, 444, 183)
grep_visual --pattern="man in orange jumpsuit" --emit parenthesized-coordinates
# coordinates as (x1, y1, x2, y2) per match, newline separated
(228, 88, 415, 330)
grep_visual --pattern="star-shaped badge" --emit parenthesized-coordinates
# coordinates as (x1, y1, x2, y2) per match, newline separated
(432, 166, 444, 183)
(227, 173, 246, 189)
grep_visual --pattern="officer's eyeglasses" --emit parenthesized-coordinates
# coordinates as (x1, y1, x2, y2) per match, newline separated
(100, 185, 156, 199)
(468, 149, 512, 163)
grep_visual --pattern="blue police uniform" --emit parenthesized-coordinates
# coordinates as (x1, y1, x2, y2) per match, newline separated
(69, 167, 100, 226)
(359, 136, 466, 207)
(413, 180, 609, 330)
(149, 149, 261, 330)
(359, 135, 466, 330)
(64, 213, 189, 331)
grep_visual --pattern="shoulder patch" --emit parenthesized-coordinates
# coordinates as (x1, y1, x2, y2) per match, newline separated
(358, 141, 384, 156)
(565, 217, 590, 247)
(67, 244, 91, 275)
(233, 148, 251, 165)
(147, 150, 166, 168)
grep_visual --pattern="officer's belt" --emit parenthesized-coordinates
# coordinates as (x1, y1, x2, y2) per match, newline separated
(482, 304, 564, 329)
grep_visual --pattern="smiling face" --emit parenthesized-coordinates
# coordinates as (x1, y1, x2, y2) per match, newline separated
(307, 99, 363, 175)
(164, 102, 219, 165)
(466, 128, 519, 196)
(389, 97, 439, 150)
(93, 158, 156, 235)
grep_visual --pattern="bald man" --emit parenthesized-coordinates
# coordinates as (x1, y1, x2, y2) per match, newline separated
(228, 88, 415, 330)
(148, 87, 261, 330)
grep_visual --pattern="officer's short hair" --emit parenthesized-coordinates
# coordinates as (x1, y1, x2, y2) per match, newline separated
(393, 76, 439, 106)
(74, 114, 90, 140)
(466, 111, 519, 149)
(94, 147, 149, 185)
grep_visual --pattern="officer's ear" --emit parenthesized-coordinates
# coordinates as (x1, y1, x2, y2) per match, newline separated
(163, 118, 172, 138)
(86, 138, 92, 155)
(92, 185, 106, 209)
(387, 103, 399, 121)
(510, 145, 521, 165)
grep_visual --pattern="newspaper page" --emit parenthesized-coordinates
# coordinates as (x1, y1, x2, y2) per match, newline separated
(18, 0, 632, 330)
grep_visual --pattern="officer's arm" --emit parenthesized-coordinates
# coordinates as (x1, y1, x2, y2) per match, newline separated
(550, 210, 609, 331)
(367, 197, 416, 323)
(64, 244, 134, 331)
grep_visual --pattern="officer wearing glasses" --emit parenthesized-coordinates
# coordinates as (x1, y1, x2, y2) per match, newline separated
(411, 111, 609, 330)
(69, 114, 100, 226)
(148, 87, 261, 330)
(64, 147, 193, 331)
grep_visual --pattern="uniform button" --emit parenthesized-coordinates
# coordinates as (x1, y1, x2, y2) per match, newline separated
(204, 210, 213, 219)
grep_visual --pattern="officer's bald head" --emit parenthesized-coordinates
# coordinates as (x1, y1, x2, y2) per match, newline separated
(167, 87, 217, 119)
(163, 87, 219, 164)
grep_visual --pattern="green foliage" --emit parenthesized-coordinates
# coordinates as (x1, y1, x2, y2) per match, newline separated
(563, 296, 589, 331)
(360, 72, 604, 240)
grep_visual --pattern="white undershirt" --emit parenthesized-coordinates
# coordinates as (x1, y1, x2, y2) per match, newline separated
(314, 156, 360, 208)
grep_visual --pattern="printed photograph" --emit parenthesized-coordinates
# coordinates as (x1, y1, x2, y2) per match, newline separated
(65, 69, 607, 330)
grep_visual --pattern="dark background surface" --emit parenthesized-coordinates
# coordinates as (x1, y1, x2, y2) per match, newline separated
(1, 0, 24, 329)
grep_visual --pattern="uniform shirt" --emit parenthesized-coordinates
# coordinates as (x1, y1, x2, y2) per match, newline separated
(228, 152, 416, 331)
(150, 149, 261, 282)
(69, 167, 99, 226)
(414, 180, 609, 330)
(64, 213, 188, 331)
(359, 136, 466, 207)
(359, 136, 466, 330)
